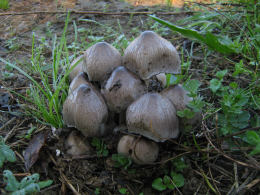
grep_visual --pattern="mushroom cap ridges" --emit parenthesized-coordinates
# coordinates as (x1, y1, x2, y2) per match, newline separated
(161, 84, 193, 111)
(126, 93, 179, 142)
(69, 55, 84, 81)
(83, 42, 122, 82)
(117, 135, 159, 164)
(69, 72, 89, 94)
(123, 31, 181, 80)
(101, 66, 146, 113)
(63, 83, 108, 137)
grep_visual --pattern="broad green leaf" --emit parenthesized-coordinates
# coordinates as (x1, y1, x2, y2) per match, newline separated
(163, 175, 174, 190)
(152, 178, 167, 191)
(3, 170, 20, 191)
(183, 79, 201, 95)
(249, 143, 260, 156)
(119, 188, 128, 194)
(37, 180, 53, 189)
(11, 189, 26, 195)
(23, 183, 40, 193)
(177, 108, 195, 119)
(246, 131, 260, 145)
(209, 79, 221, 93)
(19, 174, 39, 189)
(170, 172, 185, 188)
(0, 136, 16, 167)
(112, 154, 132, 169)
(216, 70, 228, 79)
(149, 15, 236, 55)
(229, 82, 238, 89)
(188, 96, 204, 112)
(229, 111, 250, 129)
(172, 157, 188, 172)
(0, 153, 5, 167)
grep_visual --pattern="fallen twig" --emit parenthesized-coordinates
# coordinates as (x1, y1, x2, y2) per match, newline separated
(48, 152, 81, 195)
(0, 117, 15, 132)
(202, 120, 260, 170)
(0, 10, 194, 16)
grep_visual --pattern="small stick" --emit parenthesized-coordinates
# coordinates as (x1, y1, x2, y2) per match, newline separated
(246, 178, 260, 189)
(0, 117, 15, 131)
(0, 10, 195, 17)
(4, 122, 19, 142)
(202, 120, 259, 170)
(48, 152, 81, 195)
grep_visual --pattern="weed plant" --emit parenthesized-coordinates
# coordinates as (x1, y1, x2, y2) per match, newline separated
(151, 1, 260, 155)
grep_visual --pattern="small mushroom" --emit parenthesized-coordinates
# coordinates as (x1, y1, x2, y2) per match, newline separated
(83, 42, 122, 82)
(68, 72, 89, 94)
(69, 55, 84, 81)
(101, 66, 146, 113)
(161, 84, 192, 111)
(65, 131, 92, 156)
(63, 83, 108, 137)
(123, 31, 180, 80)
(126, 93, 179, 142)
(117, 135, 159, 165)
(156, 73, 167, 88)
(161, 84, 202, 127)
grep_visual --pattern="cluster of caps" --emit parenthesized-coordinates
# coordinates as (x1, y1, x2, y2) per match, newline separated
(62, 31, 201, 164)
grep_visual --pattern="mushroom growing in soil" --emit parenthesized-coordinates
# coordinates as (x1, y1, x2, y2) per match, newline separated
(117, 135, 159, 165)
(161, 84, 202, 127)
(69, 55, 84, 81)
(83, 42, 122, 83)
(101, 66, 146, 113)
(123, 31, 180, 80)
(126, 93, 179, 142)
(68, 72, 89, 94)
(65, 131, 92, 157)
(62, 83, 108, 137)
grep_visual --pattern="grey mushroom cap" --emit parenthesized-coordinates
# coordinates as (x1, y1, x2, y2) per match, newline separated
(123, 31, 180, 80)
(101, 66, 146, 113)
(161, 84, 202, 127)
(126, 93, 179, 142)
(65, 131, 92, 156)
(83, 42, 122, 82)
(69, 55, 84, 81)
(68, 72, 89, 94)
(161, 84, 193, 111)
(63, 83, 108, 137)
(117, 135, 159, 165)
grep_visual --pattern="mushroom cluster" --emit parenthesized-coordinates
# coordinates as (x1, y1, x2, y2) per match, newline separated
(63, 31, 201, 164)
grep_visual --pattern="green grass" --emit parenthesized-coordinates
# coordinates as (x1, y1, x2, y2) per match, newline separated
(0, 13, 73, 128)
(151, 0, 260, 156)
(0, 0, 9, 10)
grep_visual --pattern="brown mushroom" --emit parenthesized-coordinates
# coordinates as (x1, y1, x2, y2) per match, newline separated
(161, 84, 202, 127)
(117, 135, 159, 165)
(65, 131, 92, 156)
(123, 31, 180, 80)
(83, 42, 122, 82)
(101, 66, 146, 113)
(156, 73, 167, 88)
(68, 72, 89, 94)
(161, 84, 192, 111)
(63, 83, 108, 137)
(126, 93, 179, 142)
(69, 55, 84, 81)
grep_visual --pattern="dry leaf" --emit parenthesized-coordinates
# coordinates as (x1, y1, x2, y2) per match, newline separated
(24, 131, 47, 171)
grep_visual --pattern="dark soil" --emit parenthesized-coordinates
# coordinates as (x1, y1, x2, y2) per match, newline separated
(1, 0, 259, 194)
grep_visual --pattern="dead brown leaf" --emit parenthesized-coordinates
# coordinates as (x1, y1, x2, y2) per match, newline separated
(23, 131, 48, 171)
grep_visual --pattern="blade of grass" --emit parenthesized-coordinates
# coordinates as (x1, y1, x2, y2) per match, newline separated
(149, 15, 237, 55)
